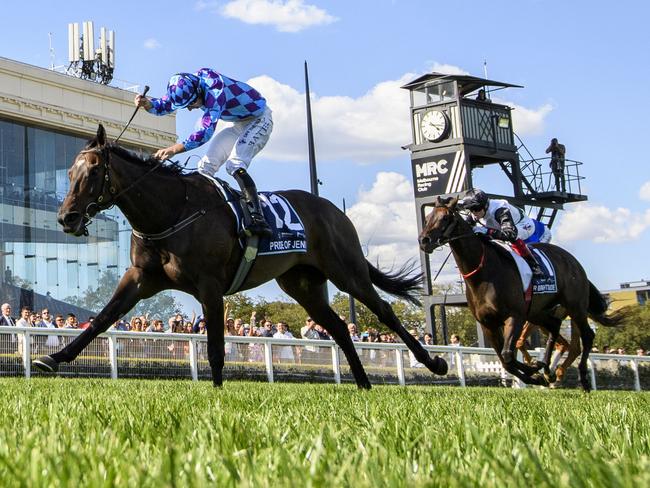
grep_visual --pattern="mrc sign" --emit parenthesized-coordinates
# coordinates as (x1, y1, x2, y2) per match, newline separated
(411, 151, 467, 197)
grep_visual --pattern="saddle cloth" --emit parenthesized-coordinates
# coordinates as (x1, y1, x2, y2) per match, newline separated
(208, 176, 308, 256)
(490, 241, 557, 294)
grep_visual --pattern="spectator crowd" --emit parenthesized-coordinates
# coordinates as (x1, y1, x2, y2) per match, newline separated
(1, 302, 648, 363)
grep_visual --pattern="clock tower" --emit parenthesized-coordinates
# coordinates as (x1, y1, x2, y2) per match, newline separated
(402, 72, 586, 344)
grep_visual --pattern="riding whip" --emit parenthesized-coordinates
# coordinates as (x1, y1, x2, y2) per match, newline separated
(114, 85, 150, 143)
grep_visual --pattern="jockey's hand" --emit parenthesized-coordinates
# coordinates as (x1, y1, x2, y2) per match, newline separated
(153, 143, 185, 161)
(473, 226, 489, 235)
(134, 95, 152, 110)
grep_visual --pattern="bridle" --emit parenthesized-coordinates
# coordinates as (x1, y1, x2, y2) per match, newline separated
(77, 145, 168, 235)
(427, 206, 474, 247)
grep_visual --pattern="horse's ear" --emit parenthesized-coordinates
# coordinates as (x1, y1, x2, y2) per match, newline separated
(448, 197, 459, 211)
(435, 196, 442, 207)
(96, 124, 107, 147)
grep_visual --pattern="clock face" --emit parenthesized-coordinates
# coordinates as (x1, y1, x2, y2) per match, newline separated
(420, 110, 449, 142)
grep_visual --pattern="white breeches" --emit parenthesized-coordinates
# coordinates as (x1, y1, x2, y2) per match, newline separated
(198, 106, 273, 176)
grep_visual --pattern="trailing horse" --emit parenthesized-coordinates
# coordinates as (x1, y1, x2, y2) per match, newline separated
(33, 124, 448, 387)
(418, 196, 629, 391)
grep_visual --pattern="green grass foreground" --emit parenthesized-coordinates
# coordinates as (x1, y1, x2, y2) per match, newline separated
(0, 379, 648, 487)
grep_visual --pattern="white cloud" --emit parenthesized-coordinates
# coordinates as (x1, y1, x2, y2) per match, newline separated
(345, 172, 460, 282)
(555, 203, 650, 243)
(249, 74, 413, 163)
(249, 64, 552, 164)
(640, 181, 650, 201)
(220, 0, 337, 32)
(143, 38, 161, 50)
(428, 63, 469, 76)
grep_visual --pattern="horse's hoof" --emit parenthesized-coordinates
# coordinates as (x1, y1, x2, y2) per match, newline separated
(529, 360, 546, 372)
(531, 373, 549, 386)
(33, 355, 59, 373)
(429, 356, 448, 376)
(357, 382, 372, 390)
(544, 371, 557, 384)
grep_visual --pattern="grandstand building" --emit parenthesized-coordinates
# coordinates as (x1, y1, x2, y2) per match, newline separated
(0, 56, 176, 311)
(603, 280, 650, 310)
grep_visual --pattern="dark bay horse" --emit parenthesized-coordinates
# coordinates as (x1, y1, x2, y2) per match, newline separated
(418, 197, 627, 391)
(33, 124, 448, 387)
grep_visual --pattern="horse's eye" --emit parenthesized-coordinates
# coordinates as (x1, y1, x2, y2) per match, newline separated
(89, 167, 98, 177)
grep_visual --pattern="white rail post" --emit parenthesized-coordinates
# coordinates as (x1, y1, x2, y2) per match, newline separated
(189, 338, 198, 382)
(631, 359, 640, 392)
(108, 334, 118, 379)
(22, 330, 31, 379)
(456, 350, 466, 387)
(395, 347, 405, 386)
(331, 344, 341, 385)
(588, 359, 597, 391)
(264, 341, 274, 383)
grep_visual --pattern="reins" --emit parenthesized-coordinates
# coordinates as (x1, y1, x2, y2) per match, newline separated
(80, 146, 219, 240)
(460, 243, 486, 278)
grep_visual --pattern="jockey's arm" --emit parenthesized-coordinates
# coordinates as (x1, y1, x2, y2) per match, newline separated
(490, 208, 518, 242)
(153, 143, 185, 161)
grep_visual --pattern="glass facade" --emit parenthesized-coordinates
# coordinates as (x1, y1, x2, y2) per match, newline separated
(0, 117, 131, 302)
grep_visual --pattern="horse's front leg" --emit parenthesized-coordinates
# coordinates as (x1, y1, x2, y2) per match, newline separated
(501, 315, 547, 380)
(198, 283, 225, 387)
(33, 267, 160, 372)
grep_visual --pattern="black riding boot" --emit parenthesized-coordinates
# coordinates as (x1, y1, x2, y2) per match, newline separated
(232, 168, 273, 238)
(524, 254, 544, 277)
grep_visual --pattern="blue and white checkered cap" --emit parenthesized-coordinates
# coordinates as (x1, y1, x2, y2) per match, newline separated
(166, 73, 201, 109)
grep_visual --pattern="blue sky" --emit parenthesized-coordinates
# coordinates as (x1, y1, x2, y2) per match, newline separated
(3, 0, 650, 312)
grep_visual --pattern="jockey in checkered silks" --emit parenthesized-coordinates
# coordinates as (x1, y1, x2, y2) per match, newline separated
(459, 189, 551, 277)
(135, 68, 274, 238)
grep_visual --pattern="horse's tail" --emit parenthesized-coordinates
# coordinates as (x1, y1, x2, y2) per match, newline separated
(588, 280, 631, 327)
(367, 260, 423, 306)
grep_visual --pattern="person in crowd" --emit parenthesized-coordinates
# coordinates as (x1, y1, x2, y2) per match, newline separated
(450, 334, 461, 346)
(135, 68, 273, 237)
(408, 328, 425, 368)
(64, 313, 78, 329)
(273, 321, 296, 364)
(300, 317, 321, 361)
(78, 316, 94, 330)
(36, 308, 59, 348)
(315, 323, 331, 340)
(348, 323, 361, 342)
(54, 315, 66, 329)
(247, 319, 264, 363)
(546, 137, 566, 192)
(460, 188, 549, 276)
(636, 348, 646, 356)
(0, 303, 15, 327)
(423, 333, 434, 346)
(130, 316, 143, 332)
(259, 320, 275, 338)
(15, 306, 31, 356)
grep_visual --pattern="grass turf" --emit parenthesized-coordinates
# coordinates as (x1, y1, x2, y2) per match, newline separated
(0, 378, 648, 487)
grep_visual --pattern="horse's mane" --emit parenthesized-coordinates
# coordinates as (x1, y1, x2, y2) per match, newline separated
(105, 143, 190, 177)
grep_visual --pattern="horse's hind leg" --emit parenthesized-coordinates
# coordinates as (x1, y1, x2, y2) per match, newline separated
(555, 321, 581, 384)
(339, 277, 447, 376)
(275, 266, 371, 389)
(516, 322, 540, 367)
(572, 314, 595, 392)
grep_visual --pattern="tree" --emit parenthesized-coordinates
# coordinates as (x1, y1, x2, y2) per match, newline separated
(65, 270, 180, 320)
(594, 304, 650, 352)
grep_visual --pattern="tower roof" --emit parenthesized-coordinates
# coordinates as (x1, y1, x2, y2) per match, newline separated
(401, 72, 523, 97)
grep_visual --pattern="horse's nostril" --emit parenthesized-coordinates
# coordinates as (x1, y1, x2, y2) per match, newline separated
(61, 212, 81, 226)
(420, 236, 431, 246)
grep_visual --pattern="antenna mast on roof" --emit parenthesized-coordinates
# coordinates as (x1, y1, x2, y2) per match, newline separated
(483, 59, 490, 97)
(67, 21, 115, 84)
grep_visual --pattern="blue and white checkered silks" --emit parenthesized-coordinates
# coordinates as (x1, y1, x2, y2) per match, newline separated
(166, 73, 200, 109)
